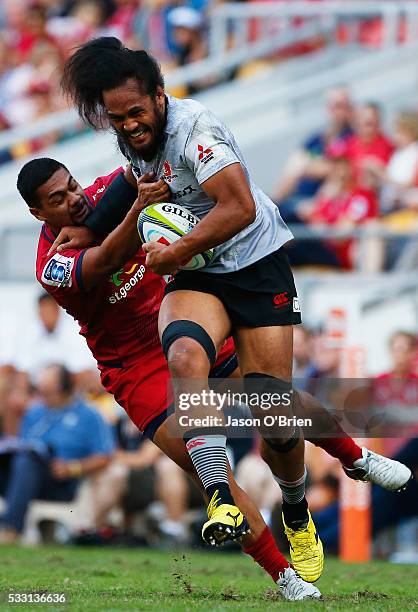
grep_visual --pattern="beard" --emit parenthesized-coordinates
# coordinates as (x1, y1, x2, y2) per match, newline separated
(116, 100, 166, 161)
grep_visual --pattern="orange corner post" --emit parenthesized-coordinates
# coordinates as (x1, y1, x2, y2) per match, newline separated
(325, 308, 372, 562)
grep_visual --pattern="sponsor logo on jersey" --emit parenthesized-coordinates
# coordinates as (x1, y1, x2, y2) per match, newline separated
(162, 160, 178, 183)
(273, 292, 290, 309)
(91, 184, 106, 201)
(293, 297, 301, 313)
(172, 184, 197, 200)
(42, 256, 74, 287)
(109, 263, 146, 303)
(197, 144, 214, 165)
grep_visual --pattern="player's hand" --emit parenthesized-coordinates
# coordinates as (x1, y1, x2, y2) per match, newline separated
(47, 226, 96, 255)
(135, 172, 171, 211)
(142, 241, 180, 275)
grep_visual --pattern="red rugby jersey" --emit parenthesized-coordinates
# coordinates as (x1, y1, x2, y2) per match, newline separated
(36, 168, 235, 369)
(36, 168, 165, 366)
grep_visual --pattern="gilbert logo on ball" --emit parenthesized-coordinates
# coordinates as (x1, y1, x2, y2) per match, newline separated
(137, 203, 214, 270)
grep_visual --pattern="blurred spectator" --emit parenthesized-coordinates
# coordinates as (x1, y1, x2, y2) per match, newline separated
(293, 325, 316, 388)
(275, 86, 354, 219)
(106, 0, 140, 43)
(372, 331, 418, 456)
(81, 368, 120, 423)
(0, 364, 114, 543)
(381, 331, 418, 378)
(236, 449, 280, 527)
(168, 8, 204, 57)
(0, 366, 32, 437)
(11, 4, 60, 64)
(71, 0, 107, 34)
(134, 0, 182, 63)
(312, 328, 343, 376)
(10, 292, 96, 384)
(374, 110, 418, 214)
(307, 155, 378, 268)
(336, 102, 394, 190)
(285, 153, 379, 269)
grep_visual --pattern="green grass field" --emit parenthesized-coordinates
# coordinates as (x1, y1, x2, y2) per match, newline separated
(0, 546, 417, 611)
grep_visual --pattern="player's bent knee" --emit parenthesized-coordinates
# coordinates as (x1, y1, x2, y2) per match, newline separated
(260, 427, 301, 458)
(243, 372, 293, 404)
(243, 372, 301, 455)
(162, 320, 216, 376)
(243, 372, 294, 419)
(166, 338, 210, 378)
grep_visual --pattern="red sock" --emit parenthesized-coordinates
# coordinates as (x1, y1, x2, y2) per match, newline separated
(309, 425, 363, 468)
(242, 526, 289, 583)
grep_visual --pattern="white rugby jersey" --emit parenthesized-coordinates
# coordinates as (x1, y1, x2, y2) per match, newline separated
(118, 94, 293, 273)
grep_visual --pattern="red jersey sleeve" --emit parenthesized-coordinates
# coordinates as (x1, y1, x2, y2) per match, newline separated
(36, 167, 126, 298)
(84, 167, 124, 205)
(37, 239, 88, 296)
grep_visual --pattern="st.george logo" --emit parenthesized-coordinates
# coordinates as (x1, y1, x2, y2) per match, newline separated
(108, 263, 145, 304)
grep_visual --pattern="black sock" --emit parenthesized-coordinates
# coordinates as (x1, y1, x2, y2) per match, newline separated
(206, 482, 235, 506)
(282, 498, 309, 527)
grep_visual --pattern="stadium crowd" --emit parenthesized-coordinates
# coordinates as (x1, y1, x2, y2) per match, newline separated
(0, 0, 409, 162)
(277, 87, 418, 271)
(0, 292, 416, 552)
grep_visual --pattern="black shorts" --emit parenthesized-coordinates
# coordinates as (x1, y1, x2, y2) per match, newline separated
(164, 248, 302, 328)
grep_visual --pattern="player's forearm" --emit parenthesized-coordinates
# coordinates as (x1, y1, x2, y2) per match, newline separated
(169, 199, 255, 262)
(95, 205, 141, 271)
(82, 205, 141, 289)
(85, 172, 138, 236)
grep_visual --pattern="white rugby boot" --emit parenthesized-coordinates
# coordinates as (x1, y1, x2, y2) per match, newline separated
(343, 447, 412, 492)
(277, 567, 322, 601)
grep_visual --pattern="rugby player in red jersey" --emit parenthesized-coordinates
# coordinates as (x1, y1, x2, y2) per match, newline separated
(17, 158, 410, 599)
(17, 157, 322, 600)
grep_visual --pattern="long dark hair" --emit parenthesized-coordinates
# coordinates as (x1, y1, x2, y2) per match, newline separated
(61, 37, 165, 129)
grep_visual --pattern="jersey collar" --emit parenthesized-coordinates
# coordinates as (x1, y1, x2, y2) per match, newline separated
(164, 94, 177, 136)
(42, 223, 59, 242)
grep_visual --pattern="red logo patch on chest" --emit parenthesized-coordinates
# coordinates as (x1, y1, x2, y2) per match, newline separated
(163, 160, 178, 183)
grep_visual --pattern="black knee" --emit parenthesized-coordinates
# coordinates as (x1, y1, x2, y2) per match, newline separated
(244, 372, 299, 450)
(261, 426, 302, 454)
(243, 372, 293, 411)
(161, 320, 217, 375)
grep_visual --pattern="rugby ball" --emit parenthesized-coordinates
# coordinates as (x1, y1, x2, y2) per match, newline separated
(137, 202, 214, 270)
